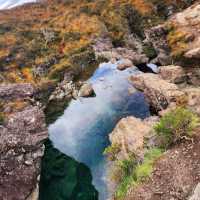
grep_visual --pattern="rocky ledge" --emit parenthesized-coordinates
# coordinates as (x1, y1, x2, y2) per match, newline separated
(0, 83, 48, 200)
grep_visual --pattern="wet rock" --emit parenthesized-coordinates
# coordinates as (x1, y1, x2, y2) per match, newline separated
(189, 183, 200, 200)
(129, 73, 184, 112)
(78, 83, 95, 97)
(0, 83, 35, 100)
(159, 65, 187, 84)
(117, 59, 133, 70)
(0, 106, 48, 200)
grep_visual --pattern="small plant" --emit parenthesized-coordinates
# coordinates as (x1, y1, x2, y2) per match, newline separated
(103, 143, 120, 161)
(154, 107, 199, 147)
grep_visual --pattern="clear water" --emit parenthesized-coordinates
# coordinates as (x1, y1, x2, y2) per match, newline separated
(49, 62, 150, 200)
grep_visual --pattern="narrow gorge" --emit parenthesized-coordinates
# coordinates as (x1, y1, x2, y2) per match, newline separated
(0, 0, 200, 200)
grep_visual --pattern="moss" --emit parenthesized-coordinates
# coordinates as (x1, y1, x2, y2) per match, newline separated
(143, 42, 157, 59)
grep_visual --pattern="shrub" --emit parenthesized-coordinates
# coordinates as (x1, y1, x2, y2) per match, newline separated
(154, 107, 199, 147)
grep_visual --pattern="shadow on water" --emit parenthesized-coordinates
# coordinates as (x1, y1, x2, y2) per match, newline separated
(40, 61, 150, 200)
(39, 140, 98, 200)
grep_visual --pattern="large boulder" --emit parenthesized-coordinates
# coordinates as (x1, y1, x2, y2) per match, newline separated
(78, 83, 95, 97)
(109, 116, 158, 159)
(159, 65, 187, 84)
(0, 106, 48, 200)
(169, 3, 200, 64)
(129, 73, 184, 112)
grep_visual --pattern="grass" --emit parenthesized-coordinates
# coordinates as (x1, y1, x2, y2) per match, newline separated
(113, 148, 163, 199)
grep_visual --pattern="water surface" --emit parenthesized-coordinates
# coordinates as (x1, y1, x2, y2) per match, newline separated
(0, 0, 36, 10)
(49, 62, 150, 199)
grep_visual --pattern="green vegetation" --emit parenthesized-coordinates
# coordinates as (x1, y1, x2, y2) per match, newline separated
(0, 112, 4, 125)
(154, 107, 199, 148)
(143, 42, 157, 59)
(111, 148, 163, 199)
(103, 143, 121, 161)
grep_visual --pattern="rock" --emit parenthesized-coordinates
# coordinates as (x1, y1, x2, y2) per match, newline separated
(115, 47, 149, 65)
(189, 183, 200, 200)
(109, 116, 154, 159)
(145, 25, 172, 66)
(183, 87, 200, 116)
(78, 83, 95, 97)
(49, 80, 79, 101)
(129, 73, 185, 112)
(0, 83, 35, 101)
(0, 106, 48, 200)
(117, 59, 133, 70)
(169, 3, 200, 64)
(186, 68, 200, 86)
(185, 48, 200, 59)
(159, 65, 187, 84)
(94, 46, 148, 65)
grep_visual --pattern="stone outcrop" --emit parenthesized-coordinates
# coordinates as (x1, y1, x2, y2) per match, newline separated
(0, 84, 48, 200)
(117, 59, 133, 70)
(159, 65, 187, 84)
(169, 2, 200, 64)
(0, 83, 35, 100)
(145, 24, 172, 65)
(183, 87, 200, 116)
(109, 116, 159, 160)
(129, 73, 184, 112)
(78, 83, 95, 97)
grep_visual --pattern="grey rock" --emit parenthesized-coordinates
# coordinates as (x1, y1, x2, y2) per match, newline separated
(0, 83, 35, 100)
(188, 183, 200, 200)
(79, 83, 95, 97)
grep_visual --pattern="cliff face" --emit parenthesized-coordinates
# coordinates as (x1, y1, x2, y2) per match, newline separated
(0, 83, 48, 200)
